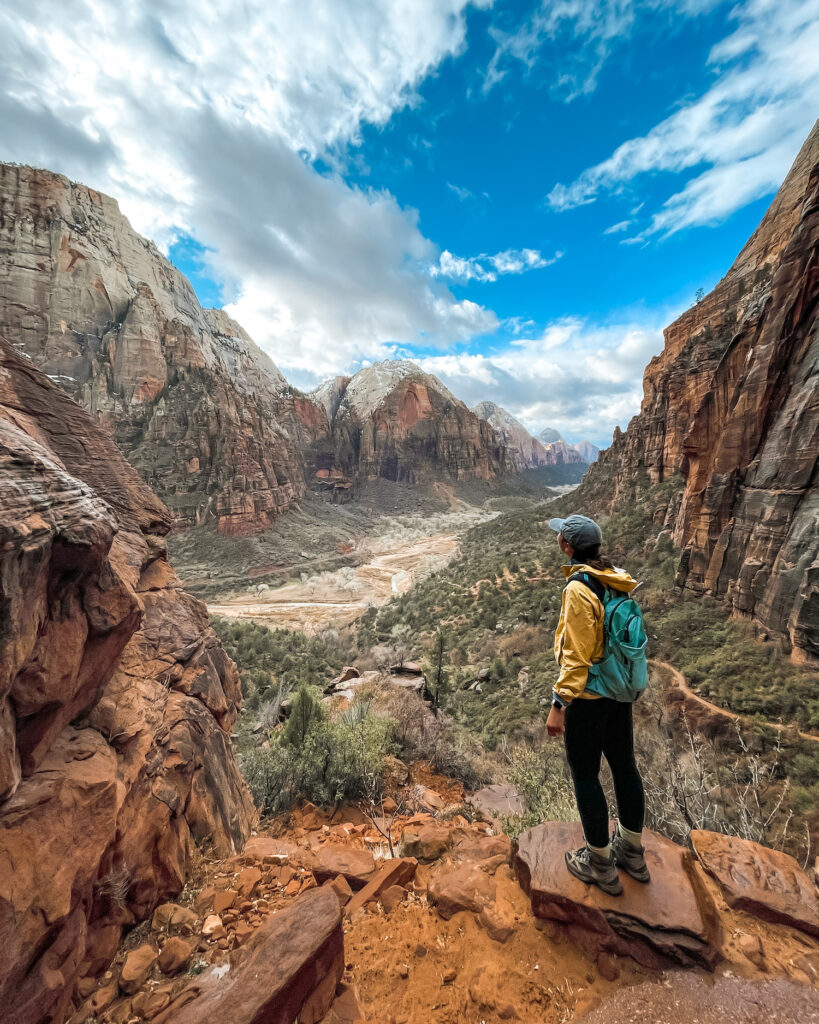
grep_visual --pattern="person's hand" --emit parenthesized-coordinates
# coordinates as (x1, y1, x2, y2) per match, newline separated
(546, 705, 565, 738)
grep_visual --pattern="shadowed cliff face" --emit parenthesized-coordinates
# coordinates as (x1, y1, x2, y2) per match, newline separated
(578, 120, 819, 663)
(0, 338, 255, 1024)
(0, 164, 311, 535)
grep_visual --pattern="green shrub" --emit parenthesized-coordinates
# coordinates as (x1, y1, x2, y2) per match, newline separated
(502, 743, 577, 839)
(239, 699, 395, 815)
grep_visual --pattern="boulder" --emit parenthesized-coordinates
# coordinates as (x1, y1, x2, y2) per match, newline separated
(120, 944, 158, 994)
(401, 824, 457, 862)
(690, 830, 819, 938)
(153, 888, 344, 1024)
(468, 784, 526, 820)
(514, 822, 720, 970)
(158, 936, 196, 975)
(429, 864, 496, 920)
(308, 845, 376, 890)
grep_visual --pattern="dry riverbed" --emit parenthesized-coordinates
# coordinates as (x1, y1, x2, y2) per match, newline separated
(207, 509, 493, 632)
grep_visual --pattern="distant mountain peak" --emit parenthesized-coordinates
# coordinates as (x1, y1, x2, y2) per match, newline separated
(472, 401, 585, 469)
(537, 427, 564, 444)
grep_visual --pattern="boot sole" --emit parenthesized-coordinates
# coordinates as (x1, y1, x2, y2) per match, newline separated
(564, 851, 624, 896)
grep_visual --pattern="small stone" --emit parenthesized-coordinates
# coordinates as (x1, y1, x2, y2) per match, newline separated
(398, 964, 409, 980)
(194, 886, 217, 912)
(212, 889, 238, 914)
(119, 944, 158, 994)
(131, 987, 172, 1019)
(237, 866, 262, 898)
(76, 976, 96, 999)
(443, 969, 457, 984)
(108, 998, 134, 1024)
(202, 914, 226, 939)
(158, 936, 196, 974)
(327, 874, 354, 907)
(380, 885, 406, 914)
(89, 982, 117, 1014)
(415, 944, 427, 958)
(738, 932, 765, 967)
(152, 902, 199, 933)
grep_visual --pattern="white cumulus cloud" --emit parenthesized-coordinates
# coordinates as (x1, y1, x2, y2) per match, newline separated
(0, 0, 497, 375)
(546, 0, 819, 236)
(436, 247, 563, 283)
(418, 312, 669, 446)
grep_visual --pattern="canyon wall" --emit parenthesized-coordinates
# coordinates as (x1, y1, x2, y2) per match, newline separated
(0, 338, 255, 1024)
(579, 121, 819, 662)
(310, 362, 513, 486)
(0, 164, 312, 535)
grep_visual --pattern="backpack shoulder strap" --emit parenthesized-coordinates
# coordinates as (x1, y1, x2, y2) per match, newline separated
(568, 571, 606, 604)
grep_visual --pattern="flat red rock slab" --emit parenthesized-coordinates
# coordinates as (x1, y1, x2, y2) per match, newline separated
(690, 829, 819, 938)
(345, 857, 417, 919)
(400, 823, 460, 862)
(454, 833, 512, 864)
(308, 844, 376, 889)
(154, 888, 343, 1024)
(515, 822, 719, 970)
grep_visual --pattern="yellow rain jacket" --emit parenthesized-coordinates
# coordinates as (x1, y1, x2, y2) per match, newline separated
(553, 562, 639, 706)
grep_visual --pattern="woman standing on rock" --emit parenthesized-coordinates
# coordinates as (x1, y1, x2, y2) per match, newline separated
(545, 514, 650, 897)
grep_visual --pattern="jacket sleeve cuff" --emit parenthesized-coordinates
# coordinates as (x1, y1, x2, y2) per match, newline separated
(552, 692, 568, 708)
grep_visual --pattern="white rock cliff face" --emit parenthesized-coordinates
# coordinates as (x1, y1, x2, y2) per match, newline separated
(472, 400, 586, 469)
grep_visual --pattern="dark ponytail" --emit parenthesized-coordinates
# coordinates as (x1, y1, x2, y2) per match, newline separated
(573, 544, 615, 571)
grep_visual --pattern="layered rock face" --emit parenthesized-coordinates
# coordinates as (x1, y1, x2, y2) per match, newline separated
(472, 401, 586, 470)
(0, 338, 254, 1024)
(579, 121, 819, 662)
(309, 362, 512, 486)
(0, 164, 311, 534)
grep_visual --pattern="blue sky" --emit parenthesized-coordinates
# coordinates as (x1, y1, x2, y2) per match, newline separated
(2, 1, 818, 445)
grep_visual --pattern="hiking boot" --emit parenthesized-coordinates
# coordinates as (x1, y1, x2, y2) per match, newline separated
(611, 832, 651, 883)
(564, 845, 623, 896)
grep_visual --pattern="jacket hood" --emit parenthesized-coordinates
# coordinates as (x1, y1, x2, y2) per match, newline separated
(562, 562, 639, 593)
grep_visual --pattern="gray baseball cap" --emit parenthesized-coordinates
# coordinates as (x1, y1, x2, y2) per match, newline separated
(548, 514, 603, 550)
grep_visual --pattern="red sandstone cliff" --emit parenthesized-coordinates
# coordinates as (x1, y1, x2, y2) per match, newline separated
(0, 337, 255, 1023)
(578, 121, 819, 663)
(0, 164, 311, 535)
(308, 361, 513, 487)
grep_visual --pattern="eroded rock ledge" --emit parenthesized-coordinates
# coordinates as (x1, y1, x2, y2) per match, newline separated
(0, 338, 254, 1024)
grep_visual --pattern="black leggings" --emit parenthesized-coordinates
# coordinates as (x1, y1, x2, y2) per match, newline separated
(564, 697, 645, 849)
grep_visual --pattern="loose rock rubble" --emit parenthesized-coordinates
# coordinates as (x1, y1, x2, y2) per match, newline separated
(66, 765, 819, 1024)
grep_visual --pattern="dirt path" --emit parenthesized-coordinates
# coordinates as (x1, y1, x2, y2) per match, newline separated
(208, 529, 461, 632)
(651, 659, 819, 745)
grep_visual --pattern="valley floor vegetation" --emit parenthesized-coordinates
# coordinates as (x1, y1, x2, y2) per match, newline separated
(213, 476, 818, 863)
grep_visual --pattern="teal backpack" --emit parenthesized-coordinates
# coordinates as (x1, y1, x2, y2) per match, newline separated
(573, 573, 649, 702)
